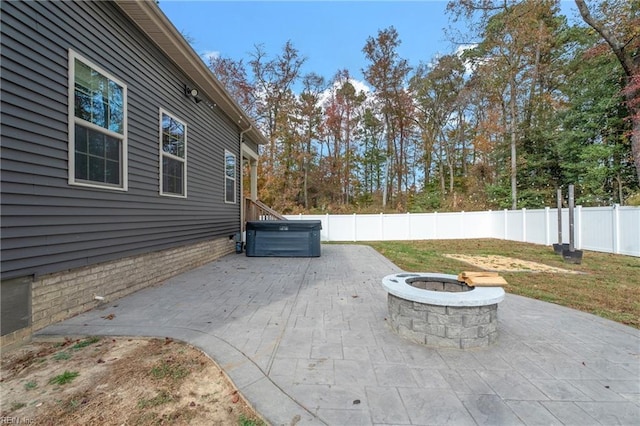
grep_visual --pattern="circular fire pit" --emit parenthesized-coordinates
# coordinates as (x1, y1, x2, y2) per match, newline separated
(382, 273, 504, 349)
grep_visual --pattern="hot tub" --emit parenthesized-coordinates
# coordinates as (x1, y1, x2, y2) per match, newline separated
(382, 273, 505, 349)
(245, 220, 322, 257)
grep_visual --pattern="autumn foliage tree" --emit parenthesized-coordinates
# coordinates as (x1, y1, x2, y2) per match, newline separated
(574, 0, 640, 183)
(207, 1, 639, 213)
(362, 27, 413, 209)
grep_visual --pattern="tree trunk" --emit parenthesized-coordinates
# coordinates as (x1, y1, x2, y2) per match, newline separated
(449, 158, 454, 194)
(510, 76, 518, 210)
(303, 137, 310, 209)
(627, 92, 640, 184)
(439, 143, 446, 195)
(460, 110, 467, 177)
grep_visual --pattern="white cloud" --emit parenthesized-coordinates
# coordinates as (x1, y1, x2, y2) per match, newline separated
(454, 44, 478, 76)
(319, 78, 371, 107)
(454, 44, 477, 57)
(349, 79, 372, 95)
(200, 50, 220, 62)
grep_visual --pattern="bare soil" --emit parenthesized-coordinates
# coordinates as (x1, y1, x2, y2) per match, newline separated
(1, 337, 265, 425)
(442, 254, 581, 273)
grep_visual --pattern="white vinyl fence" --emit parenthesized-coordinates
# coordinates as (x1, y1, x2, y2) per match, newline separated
(285, 205, 640, 257)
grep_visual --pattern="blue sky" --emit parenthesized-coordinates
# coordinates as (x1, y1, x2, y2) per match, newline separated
(159, 1, 581, 86)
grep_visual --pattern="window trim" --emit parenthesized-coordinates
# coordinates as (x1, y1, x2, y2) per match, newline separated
(68, 49, 128, 191)
(159, 108, 188, 198)
(224, 150, 236, 204)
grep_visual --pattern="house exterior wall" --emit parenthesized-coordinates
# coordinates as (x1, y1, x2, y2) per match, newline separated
(0, 1, 253, 342)
(1, 237, 234, 349)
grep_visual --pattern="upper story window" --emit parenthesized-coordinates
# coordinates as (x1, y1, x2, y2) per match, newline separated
(69, 50, 127, 190)
(225, 150, 236, 204)
(160, 110, 187, 197)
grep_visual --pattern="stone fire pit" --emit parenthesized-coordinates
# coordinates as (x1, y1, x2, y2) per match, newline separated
(382, 273, 505, 349)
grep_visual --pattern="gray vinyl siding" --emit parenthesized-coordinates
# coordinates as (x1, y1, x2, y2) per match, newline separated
(1, 1, 246, 279)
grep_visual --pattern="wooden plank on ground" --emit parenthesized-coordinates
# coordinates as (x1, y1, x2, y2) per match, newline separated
(457, 271, 499, 281)
(464, 276, 508, 287)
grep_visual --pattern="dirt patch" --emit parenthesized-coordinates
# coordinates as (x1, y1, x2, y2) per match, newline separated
(1, 337, 265, 425)
(443, 254, 581, 273)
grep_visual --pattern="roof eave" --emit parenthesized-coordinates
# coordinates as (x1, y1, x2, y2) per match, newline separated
(114, 0, 267, 145)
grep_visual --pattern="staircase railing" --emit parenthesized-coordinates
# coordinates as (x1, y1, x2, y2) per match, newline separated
(245, 198, 287, 222)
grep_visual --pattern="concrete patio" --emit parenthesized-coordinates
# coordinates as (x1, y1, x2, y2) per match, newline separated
(36, 245, 640, 425)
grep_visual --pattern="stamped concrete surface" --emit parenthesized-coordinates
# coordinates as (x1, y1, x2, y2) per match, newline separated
(36, 245, 640, 425)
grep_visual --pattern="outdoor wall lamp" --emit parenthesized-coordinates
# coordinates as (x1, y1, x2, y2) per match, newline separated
(184, 84, 202, 103)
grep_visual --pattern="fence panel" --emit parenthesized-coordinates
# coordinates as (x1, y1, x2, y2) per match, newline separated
(327, 215, 356, 241)
(354, 214, 383, 241)
(380, 214, 410, 240)
(618, 207, 640, 256)
(408, 213, 438, 240)
(579, 207, 614, 254)
(431, 213, 462, 239)
(285, 206, 639, 256)
(524, 209, 548, 245)
(504, 210, 525, 242)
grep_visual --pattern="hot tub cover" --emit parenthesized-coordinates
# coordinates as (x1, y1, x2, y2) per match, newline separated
(246, 220, 322, 257)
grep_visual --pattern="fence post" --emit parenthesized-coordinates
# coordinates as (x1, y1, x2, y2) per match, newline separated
(353, 213, 357, 242)
(612, 204, 620, 254)
(380, 212, 384, 241)
(522, 208, 527, 242)
(434, 211, 438, 239)
(504, 209, 508, 240)
(407, 212, 411, 240)
(325, 213, 330, 242)
(488, 210, 495, 238)
(576, 205, 582, 249)
(545, 207, 550, 246)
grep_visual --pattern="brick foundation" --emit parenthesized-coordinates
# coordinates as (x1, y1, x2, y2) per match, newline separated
(1, 237, 234, 349)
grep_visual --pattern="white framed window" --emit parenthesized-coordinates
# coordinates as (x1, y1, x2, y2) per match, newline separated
(68, 50, 127, 190)
(159, 109, 187, 197)
(224, 150, 236, 204)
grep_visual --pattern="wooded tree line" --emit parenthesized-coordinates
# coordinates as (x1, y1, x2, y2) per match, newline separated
(209, 0, 639, 213)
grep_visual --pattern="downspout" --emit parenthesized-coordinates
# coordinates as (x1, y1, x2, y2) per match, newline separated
(239, 124, 252, 237)
(239, 124, 252, 143)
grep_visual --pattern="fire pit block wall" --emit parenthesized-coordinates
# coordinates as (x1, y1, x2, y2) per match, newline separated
(387, 294, 498, 349)
(382, 273, 505, 350)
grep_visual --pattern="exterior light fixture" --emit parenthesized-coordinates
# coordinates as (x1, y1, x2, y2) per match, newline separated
(184, 84, 202, 103)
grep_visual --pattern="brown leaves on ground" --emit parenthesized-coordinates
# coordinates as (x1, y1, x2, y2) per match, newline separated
(1, 337, 265, 425)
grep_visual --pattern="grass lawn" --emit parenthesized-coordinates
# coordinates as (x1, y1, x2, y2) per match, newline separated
(363, 239, 640, 329)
